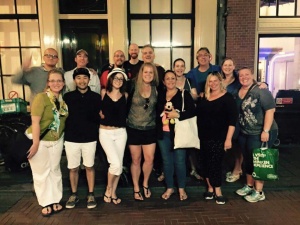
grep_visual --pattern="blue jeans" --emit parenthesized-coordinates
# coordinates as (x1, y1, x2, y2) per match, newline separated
(238, 130, 278, 175)
(157, 132, 186, 188)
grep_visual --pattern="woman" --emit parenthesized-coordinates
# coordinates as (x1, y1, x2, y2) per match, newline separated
(26, 68, 68, 216)
(235, 67, 278, 203)
(196, 72, 237, 205)
(174, 58, 202, 180)
(221, 58, 268, 183)
(157, 70, 195, 201)
(127, 62, 159, 201)
(100, 68, 128, 205)
(221, 58, 243, 183)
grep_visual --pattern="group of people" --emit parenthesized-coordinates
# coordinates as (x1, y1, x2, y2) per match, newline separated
(11, 44, 278, 217)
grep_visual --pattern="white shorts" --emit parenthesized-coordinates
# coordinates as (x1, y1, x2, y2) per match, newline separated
(64, 141, 97, 169)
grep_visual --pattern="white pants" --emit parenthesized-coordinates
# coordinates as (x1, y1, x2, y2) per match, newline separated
(29, 136, 64, 207)
(99, 128, 127, 175)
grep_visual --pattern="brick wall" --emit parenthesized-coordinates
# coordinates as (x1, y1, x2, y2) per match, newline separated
(226, 0, 257, 70)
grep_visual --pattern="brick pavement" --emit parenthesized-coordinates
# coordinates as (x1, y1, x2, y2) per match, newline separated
(0, 144, 300, 225)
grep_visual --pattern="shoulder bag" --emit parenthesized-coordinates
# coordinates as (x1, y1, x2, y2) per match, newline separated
(174, 91, 200, 149)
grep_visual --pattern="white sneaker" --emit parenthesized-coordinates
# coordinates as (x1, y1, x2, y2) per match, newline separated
(244, 191, 265, 203)
(236, 185, 253, 196)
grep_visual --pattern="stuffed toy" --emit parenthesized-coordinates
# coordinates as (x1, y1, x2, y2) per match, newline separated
(160, 101, 175, 125)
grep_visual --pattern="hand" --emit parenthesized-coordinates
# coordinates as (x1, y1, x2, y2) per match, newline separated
(258, 82, 268, 89)
(100, 110, 105, 119)
(27, 144, 39, 159)
(224, 139, 232, 151)
(261, 131, 269, 142)
(22, 55, 32, 71)
(166, 107, 179, 119)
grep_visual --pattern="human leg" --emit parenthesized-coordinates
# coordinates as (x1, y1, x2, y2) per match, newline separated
(129, 145, 143, 200)
(142, 143, 156, 198)
(175, 148, 188, 201)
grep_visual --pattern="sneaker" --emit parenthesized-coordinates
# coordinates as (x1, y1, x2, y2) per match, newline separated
(244, 191, 265, 203)
(87, 195, 97, 209)
(65, 194, 79, 209)
(236, 185, 253, 196)
(203, 191, 214, 200)
(215, 195, 227, 205)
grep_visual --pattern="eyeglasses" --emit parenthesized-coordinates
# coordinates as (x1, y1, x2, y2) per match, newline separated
(44, 54, 58, 59)
(143, 98, 150, 110)
(113, 77, 124, 82)
(48, 80, 64, 84)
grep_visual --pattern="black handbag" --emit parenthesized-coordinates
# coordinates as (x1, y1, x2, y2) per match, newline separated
(7, 128, 50, 163)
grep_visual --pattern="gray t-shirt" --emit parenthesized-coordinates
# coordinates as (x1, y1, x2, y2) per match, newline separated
(238, 85, 278, 135)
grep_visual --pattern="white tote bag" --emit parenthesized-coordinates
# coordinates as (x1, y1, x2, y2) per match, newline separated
(174, 91, 200, 149)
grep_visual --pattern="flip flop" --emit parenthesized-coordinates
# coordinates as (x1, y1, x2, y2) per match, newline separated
(103, 194, 111, 203)
(41, 205, 52, 217)
(143, 186, 151, 198)
(111, 197, 121, 205)
(161, 189, 174, 200)
(134, 191, 144, 201)
(52, 203, 63, 214)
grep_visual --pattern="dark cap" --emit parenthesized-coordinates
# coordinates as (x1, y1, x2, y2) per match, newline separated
(73, 68, 90, 79)
(76, 49, 88, 56)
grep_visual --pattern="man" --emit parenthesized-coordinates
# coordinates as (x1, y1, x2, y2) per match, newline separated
(64, 49, 101, 94)
(100, 50, 130, 89)
(64, 68, 102, 209)
(123, 43, 143, 80)
(12, 48, 61, 103)
(186, 47, 221, 96)
(140, 44, 165, 91)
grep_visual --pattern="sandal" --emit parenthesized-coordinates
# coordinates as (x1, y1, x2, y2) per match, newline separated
(52, 203, 63, 214)
(111, 197, 121, 205)
(134, 191, 144, 201)
(157, 172, 165, 182)
(180, 193, 188, 201)
(143, 186, 151, 198)
(41, 205, 52, 217)
(103, 194, 111, 203)
(161, 189, 174, 200)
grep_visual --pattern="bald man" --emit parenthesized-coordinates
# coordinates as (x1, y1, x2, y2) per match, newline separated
(12, 48, 63, 103)
(123, 43, 144, 80)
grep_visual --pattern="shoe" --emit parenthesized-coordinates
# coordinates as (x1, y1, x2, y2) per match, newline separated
(0, 157, 5, 166)
(103, 194, 111, 203)
(203, 191, 214, 200)
(215, 195, 227, 205)
(157, 172, 165, 182)
(180, 193, 188, 201)
(236, 185, 253, 196)
(87, 195, 97, 209)
(134, 191, 144, 201)
(41, 205, 52, 217)
(226, 173, 241, 182)
(143, 186, 151, 198)
(244, 191, 265, 203)
(190, 170, 203, 180)
(111, 197, 121, 205)
(52, 203, 63, 214)
(161, 189, 174, 200)
(65, 194, 79, 209)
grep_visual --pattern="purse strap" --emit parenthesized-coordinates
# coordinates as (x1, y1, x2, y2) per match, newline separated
(260, 142, 268, 150)
(39, 128, 51, 140)
(181, 90, 185, 112)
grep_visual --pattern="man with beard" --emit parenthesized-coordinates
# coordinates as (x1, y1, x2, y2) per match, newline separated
(64, 49, 101, 94)
(64, 68, 102, 209)
(100, 50, 131, 89)
(123, 43, 144, 80)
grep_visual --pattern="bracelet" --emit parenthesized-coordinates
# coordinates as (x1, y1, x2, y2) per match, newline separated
(263, 129, 269, 133)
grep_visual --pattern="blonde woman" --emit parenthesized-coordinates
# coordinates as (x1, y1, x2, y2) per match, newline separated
(127, 62, 159, 201)
(26, 68, 68, 216)
(196, 72, 237, 205)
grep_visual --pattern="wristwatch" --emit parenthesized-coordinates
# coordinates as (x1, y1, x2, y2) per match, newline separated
(263, 129, 269, 133)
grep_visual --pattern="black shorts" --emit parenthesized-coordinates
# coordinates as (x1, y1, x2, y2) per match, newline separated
(127, 127, 157, 145)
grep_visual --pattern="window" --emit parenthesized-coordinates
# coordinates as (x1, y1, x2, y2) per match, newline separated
(128, 0, 195, 71)
(59, 0, 107, 14)
(0, 0, 40, 101)
(260, 0, 300, 17)
(258, 35, 300, 96)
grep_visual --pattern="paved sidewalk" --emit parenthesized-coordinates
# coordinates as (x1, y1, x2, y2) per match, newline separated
(0, 144, 300, 225)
